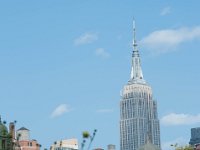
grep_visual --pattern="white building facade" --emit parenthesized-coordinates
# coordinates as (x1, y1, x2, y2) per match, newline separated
(120, 22, 161, 150)
(50, 139, 78, 150)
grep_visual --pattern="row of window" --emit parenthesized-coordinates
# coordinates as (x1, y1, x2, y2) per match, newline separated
(120, 120, 161, 149)
(123, 91, 152, 100)
(120, 99, 157, 119)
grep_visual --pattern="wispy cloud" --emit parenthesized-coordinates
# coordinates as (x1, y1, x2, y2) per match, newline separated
(51, 104, 71, 118)
(161, 113, 200, 126)
(160, 6, 171, 16)
(74, 32, 98, 46)
(162, 137, 188, 150)
(95, 48, 110, 58)
(96, 109, 114, 113)
(141, 26, 200, 54)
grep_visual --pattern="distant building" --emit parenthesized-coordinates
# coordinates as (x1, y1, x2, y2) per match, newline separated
(17, 127, 30, 141)
(93, 148, 104, 150)
(107, 144, 115, 150)
(50, 138, 78, 150)
(189, 127, 200, 146)
(16, 127, 41, 150)
(0, 115, 41, 150)
(17, 139, 40, 150)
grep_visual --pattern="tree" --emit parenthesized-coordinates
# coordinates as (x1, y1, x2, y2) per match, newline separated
(171, 144, 193, 150)
(81, 129, 97, 150)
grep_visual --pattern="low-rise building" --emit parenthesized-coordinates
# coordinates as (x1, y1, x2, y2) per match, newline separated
(50, 138, 78, 150)
(0, 115, 41, 150)
(107, 144, 115, 150)
(16, 127, 41, 150)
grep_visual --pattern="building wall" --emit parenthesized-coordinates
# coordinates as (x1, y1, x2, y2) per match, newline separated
(189, 127, 200, 145)
(120, 83, 160, 150)
(18, 140, 40, 150)
(50, 139, 78, 150)
(17, 130, 30, 141)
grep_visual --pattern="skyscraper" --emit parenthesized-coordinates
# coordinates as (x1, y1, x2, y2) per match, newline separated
(120, 21, 161, 150)
(189, 127, 200, 146)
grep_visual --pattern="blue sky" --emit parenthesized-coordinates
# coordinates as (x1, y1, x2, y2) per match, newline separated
(1, 0, 200, 149)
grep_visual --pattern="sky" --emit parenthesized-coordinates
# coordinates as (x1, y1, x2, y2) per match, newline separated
(1, 0, 200, 150)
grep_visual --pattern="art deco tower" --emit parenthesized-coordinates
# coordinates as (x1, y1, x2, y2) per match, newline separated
(120, 21, 161, 150)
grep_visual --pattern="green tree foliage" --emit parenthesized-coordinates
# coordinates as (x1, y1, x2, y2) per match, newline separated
(81, 129, 97, 150)
(82, 131, 90, 138)
(171, 144, 193, 150)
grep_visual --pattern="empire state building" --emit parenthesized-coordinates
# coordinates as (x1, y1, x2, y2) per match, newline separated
(120, 22, 161, 150)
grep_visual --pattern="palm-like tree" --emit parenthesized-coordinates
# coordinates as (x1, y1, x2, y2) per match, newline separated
(81, 129, 97, 150)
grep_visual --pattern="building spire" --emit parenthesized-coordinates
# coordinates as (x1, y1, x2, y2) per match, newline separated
(130, 19, 145, 83)
(133, 19, 137, 49)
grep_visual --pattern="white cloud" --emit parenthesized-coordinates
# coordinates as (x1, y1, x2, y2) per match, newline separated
(161, 113, 200, 126)
(96, 109, 114, 113)
(51, 104, 71, 118)
(95, 48, 110, 58)
(74, 32, 98, 45)
(141, 26, 200, 53)
(162, 137, 188, 150)
(160, 7, 171, 16)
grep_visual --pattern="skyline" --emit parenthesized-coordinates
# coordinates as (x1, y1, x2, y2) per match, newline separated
(1, 1, 200, 150)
